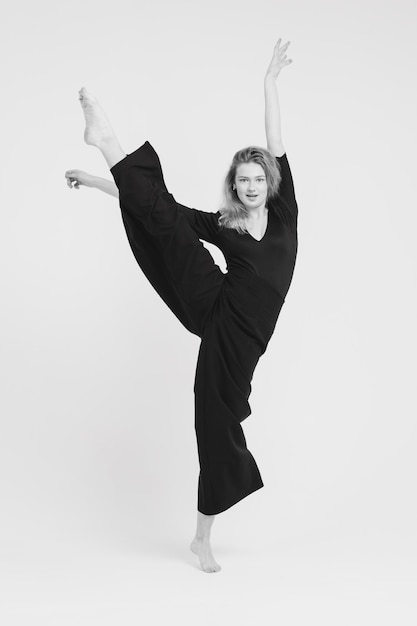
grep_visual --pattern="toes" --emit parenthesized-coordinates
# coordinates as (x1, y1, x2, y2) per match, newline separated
(202, 561, 221, 573)
(78, 87, 90, 106)
(78, 86, 96, 104)
(204, 565, 221, 573)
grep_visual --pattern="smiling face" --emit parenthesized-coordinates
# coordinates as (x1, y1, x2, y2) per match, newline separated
(234, 162, 268, 212)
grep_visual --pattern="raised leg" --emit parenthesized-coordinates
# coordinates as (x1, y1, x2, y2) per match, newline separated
(109, 144, 225, 337)
(77, 87, 224, 337)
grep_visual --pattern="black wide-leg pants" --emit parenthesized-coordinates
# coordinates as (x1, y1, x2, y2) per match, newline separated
(110, 142, 284, 515)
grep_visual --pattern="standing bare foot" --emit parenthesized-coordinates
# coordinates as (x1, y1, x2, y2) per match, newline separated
(190, 512, 221, 573)
(77, 87, 126, 169)
(190, 537, 221, 573)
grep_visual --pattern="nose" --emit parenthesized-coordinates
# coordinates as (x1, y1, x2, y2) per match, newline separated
(248, 180, 256, 191)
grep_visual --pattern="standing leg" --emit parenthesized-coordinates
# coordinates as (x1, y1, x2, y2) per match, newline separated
(188, 305, 265, 574)
(194, 314, 264, 517)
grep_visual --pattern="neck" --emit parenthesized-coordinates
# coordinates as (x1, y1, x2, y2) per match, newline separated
(246, 205, 268, 221)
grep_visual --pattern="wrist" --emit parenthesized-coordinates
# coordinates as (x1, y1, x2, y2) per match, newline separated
(264, 73, 279, 84)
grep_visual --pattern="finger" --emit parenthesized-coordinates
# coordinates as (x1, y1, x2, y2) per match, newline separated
(278, 41, 290, 54)
(275, 45, 288, 60)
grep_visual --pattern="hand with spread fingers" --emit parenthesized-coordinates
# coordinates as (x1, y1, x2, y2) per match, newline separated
(265, 38, 293, 80)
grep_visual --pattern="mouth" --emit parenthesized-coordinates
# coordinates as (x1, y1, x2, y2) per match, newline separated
(246, 195, 258, 199)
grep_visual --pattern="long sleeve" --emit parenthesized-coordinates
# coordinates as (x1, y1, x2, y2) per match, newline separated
(177, 204, 221, 245)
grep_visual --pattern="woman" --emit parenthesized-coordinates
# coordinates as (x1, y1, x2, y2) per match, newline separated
(65, 38, 297, 573)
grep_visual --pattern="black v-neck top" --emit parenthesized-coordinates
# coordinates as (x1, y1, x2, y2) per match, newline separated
(176, 153, 298, 301)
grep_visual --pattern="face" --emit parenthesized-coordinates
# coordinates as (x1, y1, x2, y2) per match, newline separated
(234, 162, 268, 212)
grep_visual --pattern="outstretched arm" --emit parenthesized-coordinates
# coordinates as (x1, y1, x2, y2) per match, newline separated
(264, 38, 293, 157)
(65, 168, 220, 243)
(65, 170, 119, 197)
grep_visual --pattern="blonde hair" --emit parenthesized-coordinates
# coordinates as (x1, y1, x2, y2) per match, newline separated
(218, 146, 282, 234)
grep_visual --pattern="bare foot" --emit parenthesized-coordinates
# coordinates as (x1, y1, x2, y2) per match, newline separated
(78, 87, 116, 148)
(77, 87, 126, 169)
(190, 537, 221, 573)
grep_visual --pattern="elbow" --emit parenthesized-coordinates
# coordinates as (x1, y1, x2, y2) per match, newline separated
(267, 141, 285, 157)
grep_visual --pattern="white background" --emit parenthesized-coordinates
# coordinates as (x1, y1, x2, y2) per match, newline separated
(1, 0, 416, 624)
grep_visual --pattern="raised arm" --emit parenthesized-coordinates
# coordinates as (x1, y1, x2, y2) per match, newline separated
(264, 38, 293, 157)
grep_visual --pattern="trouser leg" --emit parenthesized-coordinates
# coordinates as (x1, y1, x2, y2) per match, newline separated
(193, 303, 265, 515)
(111, 142, 224, 336)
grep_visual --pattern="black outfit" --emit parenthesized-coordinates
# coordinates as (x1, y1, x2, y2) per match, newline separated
(110, 141, 298, 515)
